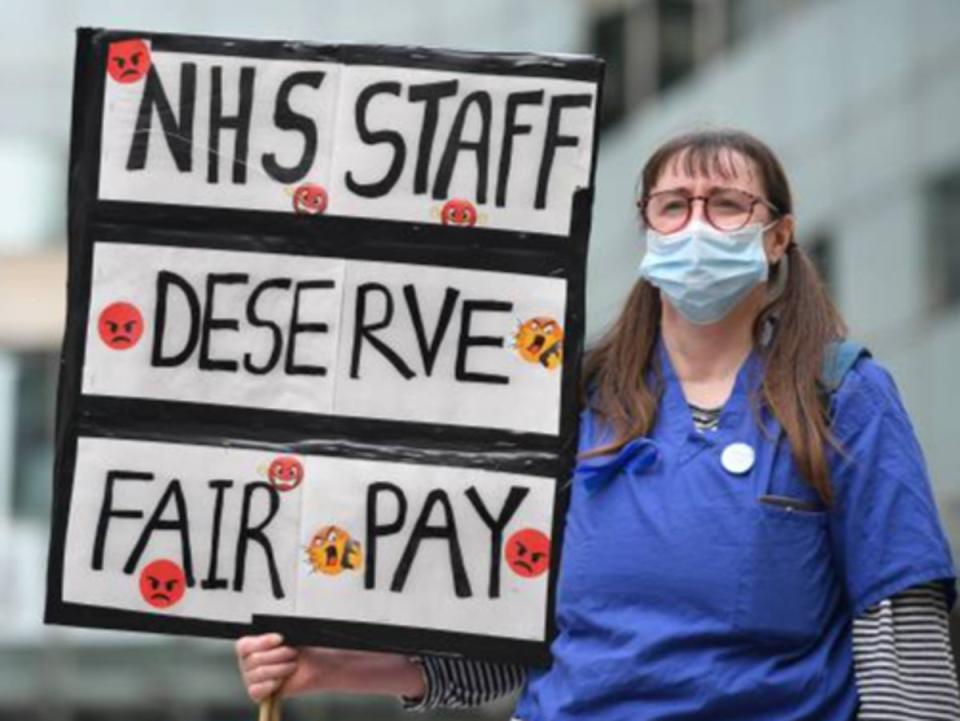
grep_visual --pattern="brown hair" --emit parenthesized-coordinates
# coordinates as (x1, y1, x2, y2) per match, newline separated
(581, 129, 847, 504)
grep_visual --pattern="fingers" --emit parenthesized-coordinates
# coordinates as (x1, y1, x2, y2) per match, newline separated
(236, 632, 284, 661)
(247, 661, 298, 688)
(236, 634, 299, 703)
(248, 679, 280, 704)
(245, 663, 297, 703)
(242, 662, 297, 703)
(249, 646, 298, 668)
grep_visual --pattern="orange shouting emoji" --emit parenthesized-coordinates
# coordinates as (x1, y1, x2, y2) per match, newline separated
(306, 525, 363, 576)
(512, 316, 563, 370)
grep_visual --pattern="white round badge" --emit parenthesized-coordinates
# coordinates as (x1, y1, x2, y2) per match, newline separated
(721, 442, 755, 475)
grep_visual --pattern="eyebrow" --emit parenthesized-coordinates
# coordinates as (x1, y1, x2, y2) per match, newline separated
(668, 146, 755, 180)
(651, 184, 748, 195)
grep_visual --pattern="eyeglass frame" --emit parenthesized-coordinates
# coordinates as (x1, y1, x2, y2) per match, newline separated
(638, 187, 783, 234)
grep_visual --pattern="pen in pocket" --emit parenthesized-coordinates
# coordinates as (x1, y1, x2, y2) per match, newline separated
(757, 494, 822, 513)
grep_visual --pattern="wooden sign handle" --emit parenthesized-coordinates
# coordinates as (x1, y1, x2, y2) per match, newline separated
(257, 692, 281, 721)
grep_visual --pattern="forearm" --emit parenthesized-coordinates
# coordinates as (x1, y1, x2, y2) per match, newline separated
(236, 634, 426, 704)
(301, 648, 425, 699)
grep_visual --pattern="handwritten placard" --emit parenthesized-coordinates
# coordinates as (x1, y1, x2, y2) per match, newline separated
(46, 28, 601, 667)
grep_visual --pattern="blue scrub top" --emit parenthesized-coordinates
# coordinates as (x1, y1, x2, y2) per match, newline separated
(515, 337, 956, 721)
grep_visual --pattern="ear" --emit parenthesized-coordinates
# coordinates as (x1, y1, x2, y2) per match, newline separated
(764, 214, 794, 265)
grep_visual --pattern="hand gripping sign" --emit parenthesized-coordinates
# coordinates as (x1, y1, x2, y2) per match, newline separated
(45, 28, 602, 667)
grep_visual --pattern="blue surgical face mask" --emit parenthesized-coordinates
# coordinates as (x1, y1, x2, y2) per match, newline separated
(638, 219, 775, 325)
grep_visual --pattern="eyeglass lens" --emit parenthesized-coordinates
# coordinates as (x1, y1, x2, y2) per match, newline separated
(645, 189, 758, 233)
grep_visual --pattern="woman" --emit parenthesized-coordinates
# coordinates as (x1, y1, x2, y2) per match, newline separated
(237, 130, 960, 720)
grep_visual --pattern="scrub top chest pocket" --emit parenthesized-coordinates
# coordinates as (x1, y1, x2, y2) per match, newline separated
(734, 500, 838, 646)
(730, 440, 841, 647)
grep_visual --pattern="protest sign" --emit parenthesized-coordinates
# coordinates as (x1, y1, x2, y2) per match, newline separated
(46, 28, 601, 665)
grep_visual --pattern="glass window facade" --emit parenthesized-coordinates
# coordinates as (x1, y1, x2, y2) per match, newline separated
(12, 353, 57, 522)
(926, 167, 960, 313)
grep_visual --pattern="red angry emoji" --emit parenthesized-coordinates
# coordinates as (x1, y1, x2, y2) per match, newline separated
(107, 39, 151, 84)
(292, 184, 328, 215)
(98, 302, 144, 350)
(268, 456, 304, 492)
(505, 528, 551, 578)
(440, 198, 477, 227)
(139, 559, 186, 609)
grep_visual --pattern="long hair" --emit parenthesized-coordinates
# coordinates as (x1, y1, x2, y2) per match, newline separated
(581, 129, 847, 504)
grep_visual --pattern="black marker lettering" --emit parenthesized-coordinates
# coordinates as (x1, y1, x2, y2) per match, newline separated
(243, 278, 292, 375)
(408, 80, 459, 195)
(350, 283, 415, 380)
(365, 482, 408, 590)
(455, 300, 512, 384)
(124, 480, 195, 587)
(465, 486, 530, 598)
(496, 90, 544, 207)
(127, 63, 197, 172)
(208, 65, 256, 184)
(536, 93, 593, 209)
(92, 470, 152, 571)
(391, 489, 472, 598)
(152, 271, 201, 368)
(433, 91, 492, 204)
(199, 273, 248, 372)
(403, 285, 460, 376)
(285, 280, 332, 376)
(345, 82, 405, 198)
(233, 482, 284, 599)
(201, 479, 233, 590)
(262, 71, 326, 184)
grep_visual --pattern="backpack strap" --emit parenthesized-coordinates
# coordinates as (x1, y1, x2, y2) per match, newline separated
(820, 340, 871, 393)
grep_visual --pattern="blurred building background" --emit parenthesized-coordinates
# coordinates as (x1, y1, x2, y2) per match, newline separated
(1, 0, 958, 718)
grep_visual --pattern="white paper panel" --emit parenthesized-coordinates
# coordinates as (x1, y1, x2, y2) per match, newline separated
(82, 242, 345, 415)
(99, 47, 341, 215)
(295, 456, 555, 640)
(62, 437, 302, 622)
(334, 259, 566, 434)
(62, 437, 554, 640)
(326, 64, 596, 235)
(83, 242, 566, 434)
(97, 48, 596, 236)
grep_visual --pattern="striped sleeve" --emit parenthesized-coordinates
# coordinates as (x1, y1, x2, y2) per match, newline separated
(401, 655, 527, 711)
(853, 582, 960, 720)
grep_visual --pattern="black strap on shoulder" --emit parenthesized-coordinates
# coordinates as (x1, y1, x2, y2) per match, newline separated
(820, 340, 871, 393)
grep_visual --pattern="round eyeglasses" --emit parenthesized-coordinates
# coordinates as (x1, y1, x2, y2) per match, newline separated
(639, 188, 781, 234)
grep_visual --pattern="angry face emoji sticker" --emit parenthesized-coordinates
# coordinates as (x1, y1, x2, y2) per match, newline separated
(139, 559, 186, 609)
(107, 39, 151, 84)
(98, 302, 144, 350)
(505, 529, 550, 579)
(306, 525, 363, 576)
(268, 456, 304, 492)
(440, 198, 478, 227)
(292, 183, 328, 215)
(512, 316, 563, 370)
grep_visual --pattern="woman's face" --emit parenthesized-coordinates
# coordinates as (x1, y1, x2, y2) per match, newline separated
(646, 147, 793, 264)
